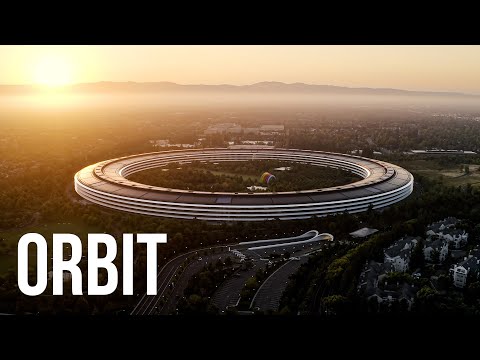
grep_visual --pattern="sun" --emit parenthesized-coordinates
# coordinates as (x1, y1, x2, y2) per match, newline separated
(34, 55, 73, 87)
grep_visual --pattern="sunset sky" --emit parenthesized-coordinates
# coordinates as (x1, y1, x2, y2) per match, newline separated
(2, 45, 480, 94)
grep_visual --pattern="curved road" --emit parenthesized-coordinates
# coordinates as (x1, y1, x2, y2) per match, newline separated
(131, 231, 332, 315)
(250, 257, 308, 312)
(250, 234, 334, 312)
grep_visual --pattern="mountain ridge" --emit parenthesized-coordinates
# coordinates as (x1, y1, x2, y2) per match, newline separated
(0, 81, 476, 97)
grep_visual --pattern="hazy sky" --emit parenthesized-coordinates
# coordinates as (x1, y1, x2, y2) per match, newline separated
(2, 45, 480, 93)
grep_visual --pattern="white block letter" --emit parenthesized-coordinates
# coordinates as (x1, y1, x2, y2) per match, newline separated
(123, 233, 133, 295)
(88, 234, 118, 295)
(137, 234, 167, 295)
(18, 233, 48, 296)
(53, 234, 83, 295)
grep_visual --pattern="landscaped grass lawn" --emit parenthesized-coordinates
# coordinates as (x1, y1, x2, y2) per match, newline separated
(397, 159, 480, 187)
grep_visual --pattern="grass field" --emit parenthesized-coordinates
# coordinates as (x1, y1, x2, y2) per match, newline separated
(398, 159, 480, 187)
(0, 220, 104, 276)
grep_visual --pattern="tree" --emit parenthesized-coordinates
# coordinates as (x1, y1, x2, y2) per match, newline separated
(244, 259, 254, 270)
(437, 274, 451, 291)
(367, 296, 379, 313)
(399, 298, 410, 312)
(322, 294, 348, 315)
(362, 148, 374, 158)
(410, 238, 425, 271)
(466, 281, 480, 300)
(255, 268, 265, 282)
(414, 286, 438, 313)
(245, 277, 259, 290)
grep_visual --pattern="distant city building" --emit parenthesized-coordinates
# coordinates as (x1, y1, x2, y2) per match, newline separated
(260, 124, 284, 131)
(350, 149, 382, 155)
(409, 149, 476, 155)
(243, 127, 260, 135)
(226, 125, 242, 134)
(259, 125, 285, 135)
(203, 123, 240, 135)
(149, 139, 195, 148)
(228, 144, 275, 149)
(203, 123, 284, 137)
(150, 139, 169, 147)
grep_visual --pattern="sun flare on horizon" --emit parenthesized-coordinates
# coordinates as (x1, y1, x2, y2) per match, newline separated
(33, 55, 74, 87)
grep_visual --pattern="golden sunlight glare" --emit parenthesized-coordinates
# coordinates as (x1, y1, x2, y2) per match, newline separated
(34, 55, 73, 87)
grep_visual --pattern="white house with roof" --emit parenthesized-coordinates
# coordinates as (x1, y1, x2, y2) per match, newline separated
(423, 239, 449, 263)
(426, 217, 458, 234)
(358, 260, 416, 310)
(449, 251, 480, 288)
(440, 228, 468, 249)
(450, 264, 469, 288)
(426, 217, 468, 249)
(384, 236, 419, 272)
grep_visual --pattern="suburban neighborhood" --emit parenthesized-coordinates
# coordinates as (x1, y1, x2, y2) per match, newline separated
(358, 217, 480, 311)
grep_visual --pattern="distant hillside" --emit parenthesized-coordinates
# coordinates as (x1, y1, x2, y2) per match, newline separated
(0, 81, 477, 98)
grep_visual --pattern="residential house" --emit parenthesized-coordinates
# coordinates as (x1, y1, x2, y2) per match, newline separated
(426, 217, 468, 249)
(384, 236, 420, 272)
(426, 217, 458, 235)
(423, 238, 449, 263)
(440, 228, 469, 249)
(358, 261, 417, 310)
(449, 249, 480, 288)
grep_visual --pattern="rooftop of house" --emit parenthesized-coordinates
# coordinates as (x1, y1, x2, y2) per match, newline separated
(469, 248, 480, 258)
(426, 217, 459, 233)
(384, 236, 421, 259)
(457, 256, 480, 273)
(359, 260, 394, 297)
(450, 249, 468, 260)
(370, 282, 418, 302)
(425, 238, 448, 251)
(441, 227, 467, 237)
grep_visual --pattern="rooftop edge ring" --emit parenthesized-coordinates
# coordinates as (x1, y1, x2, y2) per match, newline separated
(74, 148, 414, 221)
